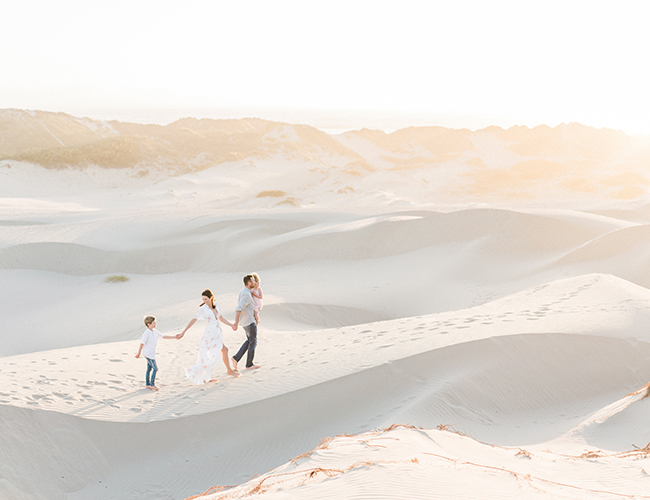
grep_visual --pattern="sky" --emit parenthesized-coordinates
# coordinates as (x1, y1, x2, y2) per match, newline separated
(2, 0, 650, 133)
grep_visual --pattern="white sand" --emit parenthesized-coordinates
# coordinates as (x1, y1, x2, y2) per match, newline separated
(2, 127, 650, 500)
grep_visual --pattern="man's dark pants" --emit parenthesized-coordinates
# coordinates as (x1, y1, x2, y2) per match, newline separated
(233, 322, 257, 367)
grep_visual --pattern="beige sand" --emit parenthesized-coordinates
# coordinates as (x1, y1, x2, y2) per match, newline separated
(2, 122, 650, 500)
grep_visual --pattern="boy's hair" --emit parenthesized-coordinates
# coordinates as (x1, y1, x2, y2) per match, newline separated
(243, 274, 254, 286)
(144, 316, 156, 326)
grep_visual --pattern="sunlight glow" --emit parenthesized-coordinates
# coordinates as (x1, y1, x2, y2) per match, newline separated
(1, 0, 649, 133)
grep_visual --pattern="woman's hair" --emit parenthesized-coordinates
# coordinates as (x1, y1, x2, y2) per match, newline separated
(201, 289, 216, 309)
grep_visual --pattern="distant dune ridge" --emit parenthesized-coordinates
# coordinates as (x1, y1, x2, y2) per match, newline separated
(3, 108, 650, 499)
(2, 108, 650, 202)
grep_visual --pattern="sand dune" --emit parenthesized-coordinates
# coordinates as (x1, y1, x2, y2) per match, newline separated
(2, 272, 650, 499)
(3, 115, 650, 499)
(0, 206, 631, 275)
(188, 424, 650, 500)
(4, 111, 650, 204)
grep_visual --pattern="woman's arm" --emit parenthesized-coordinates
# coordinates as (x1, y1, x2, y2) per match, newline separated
(219, 315, 234, 328)
(177, 318, 197, 339)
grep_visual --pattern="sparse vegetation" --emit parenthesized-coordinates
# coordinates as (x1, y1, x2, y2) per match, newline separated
(274, 197, 300, 207)
(104, 274, 130, 283)
(257, 190, 287, 198)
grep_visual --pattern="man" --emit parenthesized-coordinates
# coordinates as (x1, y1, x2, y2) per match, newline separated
(232, 274, 260, 370)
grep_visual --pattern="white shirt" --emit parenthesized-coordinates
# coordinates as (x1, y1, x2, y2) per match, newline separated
(236, 287, 256, 327)
(140, 328, 164, 359)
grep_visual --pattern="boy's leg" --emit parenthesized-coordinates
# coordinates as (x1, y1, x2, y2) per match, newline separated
(150, 358, 158, 386)
(145, 357, 153, 386)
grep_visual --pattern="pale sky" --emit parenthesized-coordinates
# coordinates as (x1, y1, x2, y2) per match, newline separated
(2, 0, 650, 133)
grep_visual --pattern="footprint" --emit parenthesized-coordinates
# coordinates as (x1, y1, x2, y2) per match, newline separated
(52, 392, 74, 400)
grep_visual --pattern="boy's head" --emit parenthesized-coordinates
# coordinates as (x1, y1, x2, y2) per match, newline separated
(144, 316, 156, 328)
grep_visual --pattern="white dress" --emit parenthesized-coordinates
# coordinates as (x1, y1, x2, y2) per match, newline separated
(185, 303, 224, 385)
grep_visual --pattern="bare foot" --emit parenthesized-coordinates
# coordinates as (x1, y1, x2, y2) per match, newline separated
(148, 386, 160, 391)
(228, 370, 241, 377)
(231, 357, 238, 371)
(245, 365, 261, 370)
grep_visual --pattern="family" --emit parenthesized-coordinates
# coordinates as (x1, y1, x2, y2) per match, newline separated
(135, 273, 263, 390)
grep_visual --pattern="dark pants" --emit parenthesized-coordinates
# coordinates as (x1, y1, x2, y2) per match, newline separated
(145, 357, 158, 386)
(233, 322, 257, 368)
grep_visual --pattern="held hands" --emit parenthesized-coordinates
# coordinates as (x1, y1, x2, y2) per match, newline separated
(231, 323, 238, 331)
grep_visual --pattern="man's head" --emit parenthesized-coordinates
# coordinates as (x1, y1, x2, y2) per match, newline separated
(243, 274, 255, 288)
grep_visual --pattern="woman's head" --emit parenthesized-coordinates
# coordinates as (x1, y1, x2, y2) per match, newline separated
(201, 289, 216, 308)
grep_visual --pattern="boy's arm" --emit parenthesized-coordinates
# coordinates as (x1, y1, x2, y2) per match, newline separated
(135, 343, 144, 358)
(162, 334, 177, 340)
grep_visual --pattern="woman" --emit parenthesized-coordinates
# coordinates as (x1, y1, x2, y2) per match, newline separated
(178, 289, 239, 384)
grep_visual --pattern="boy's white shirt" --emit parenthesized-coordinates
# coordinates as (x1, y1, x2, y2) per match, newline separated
(140, 328, 164, 359)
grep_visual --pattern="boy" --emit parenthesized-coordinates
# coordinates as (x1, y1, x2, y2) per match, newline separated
(135, 316, 178, 391)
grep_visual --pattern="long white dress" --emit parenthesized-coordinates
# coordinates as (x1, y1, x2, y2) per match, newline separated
(185, 303, 224, 385)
